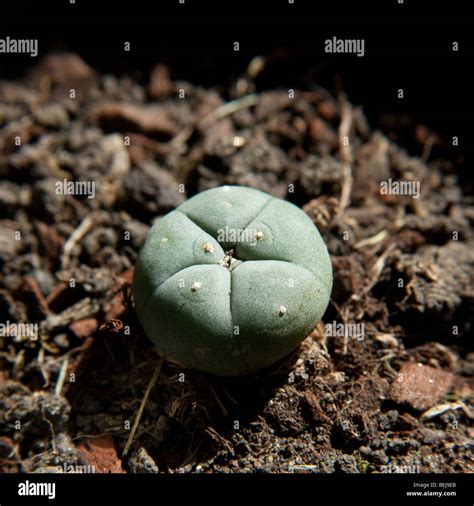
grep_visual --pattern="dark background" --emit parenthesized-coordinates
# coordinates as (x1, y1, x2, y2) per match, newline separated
(1, 0, 473, 190)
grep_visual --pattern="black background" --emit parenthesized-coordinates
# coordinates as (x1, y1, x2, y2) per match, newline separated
(0, 473, 473, 505)
(1, 0, 473, 152)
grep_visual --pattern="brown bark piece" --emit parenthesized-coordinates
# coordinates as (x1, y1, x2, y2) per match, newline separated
(91, 103, 180, 139)
(77, 434, 125, 473)
(148, 64, 173, 99)
(388, 362, 455, 411)
(70, 318, 99, 339)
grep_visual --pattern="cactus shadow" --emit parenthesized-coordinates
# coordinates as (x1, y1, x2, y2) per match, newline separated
(153, 349, 303, 468)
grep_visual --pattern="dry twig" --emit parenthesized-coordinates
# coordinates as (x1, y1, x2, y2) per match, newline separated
(336, 98, 353, 218)
(54, 357, 69, 396)
(61, 215, 94, 270)
(199, 94, 259, 129)
(122, 357, 164, 458)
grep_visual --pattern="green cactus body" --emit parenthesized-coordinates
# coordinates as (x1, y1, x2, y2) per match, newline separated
(133, 185, 332, 376)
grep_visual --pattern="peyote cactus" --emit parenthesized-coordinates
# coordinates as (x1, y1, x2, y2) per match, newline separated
(133, 185, 332, 376)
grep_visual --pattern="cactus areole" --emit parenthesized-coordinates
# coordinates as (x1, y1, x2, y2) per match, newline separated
(133, 186, 333, 376)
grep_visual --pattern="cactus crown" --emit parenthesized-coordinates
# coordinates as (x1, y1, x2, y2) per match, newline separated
(133, 185, 332, 376)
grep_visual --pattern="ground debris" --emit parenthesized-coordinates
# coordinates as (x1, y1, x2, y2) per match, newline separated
(77, 434, 125, 473)
(0, 52, 472, 475)
(394, 241, 474, 313)
(387, 362, 455, 411)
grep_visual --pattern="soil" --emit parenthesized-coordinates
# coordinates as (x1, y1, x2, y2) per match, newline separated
(0, 52, 472, 475)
